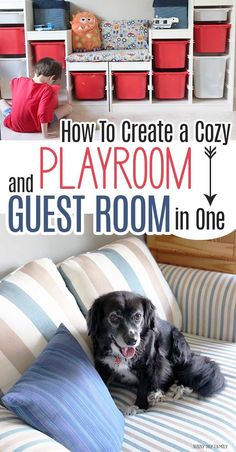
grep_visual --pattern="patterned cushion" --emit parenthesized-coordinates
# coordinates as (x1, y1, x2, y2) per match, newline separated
(0, 405, 68, 451)
(0, 258, 92, 395)
(100, 19, 149, 50)
(114, 334, 236, 452)
(59, 237, 182, 328)
(2, 324, 124, 452)
(160, 264, 236, 342)
(67, 48, 151, 62)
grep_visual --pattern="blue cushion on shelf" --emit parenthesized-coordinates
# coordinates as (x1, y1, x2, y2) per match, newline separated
(2, 324, 124, 452)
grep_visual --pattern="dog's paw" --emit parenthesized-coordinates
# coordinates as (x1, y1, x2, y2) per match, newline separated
(120, 405, 144, 416)
(147, 390, 167, 406)
(172, 385, 193, 400)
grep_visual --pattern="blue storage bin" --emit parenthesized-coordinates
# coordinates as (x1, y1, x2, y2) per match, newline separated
(152, 0, 188, 29)
(33, 0, 70, 30)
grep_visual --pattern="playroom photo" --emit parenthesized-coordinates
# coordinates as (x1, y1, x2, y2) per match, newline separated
(0, 0, 236, 139)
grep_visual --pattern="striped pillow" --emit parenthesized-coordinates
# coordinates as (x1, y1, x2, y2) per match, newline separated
(2, 324, 124, 452)
(59, 237, 182, 328)
(0, 258, 92, 396)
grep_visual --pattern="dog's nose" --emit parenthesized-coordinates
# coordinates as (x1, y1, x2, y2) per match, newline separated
(126, 337, 137, 346)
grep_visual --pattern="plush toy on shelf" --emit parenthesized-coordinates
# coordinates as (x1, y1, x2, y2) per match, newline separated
(71, 11, 101, 52)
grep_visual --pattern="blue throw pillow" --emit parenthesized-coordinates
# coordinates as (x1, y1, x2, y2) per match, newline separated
(2, 324, 124, 452)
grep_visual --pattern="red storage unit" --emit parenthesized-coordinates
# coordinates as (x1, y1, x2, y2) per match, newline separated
(194, 24, 230, 53)
(153, 71, 188, 99)
(0, 27, 25, 56)
(113, 72, 148, 100)
(31, 42, 66, 68)
(153, 40, 188, 69)
(71, 72, 106, 100)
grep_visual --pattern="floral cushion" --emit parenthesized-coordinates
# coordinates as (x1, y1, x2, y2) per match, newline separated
(100, 19, 149, 50)
(67, 48, 150, 63)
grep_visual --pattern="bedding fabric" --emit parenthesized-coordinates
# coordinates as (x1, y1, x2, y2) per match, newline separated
(59, 237, 182, 328)
(2, 324, 125, 452)
(0, 258, 92, 395)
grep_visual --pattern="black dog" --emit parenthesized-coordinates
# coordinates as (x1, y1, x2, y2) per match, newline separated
(87, 291, 225, 412)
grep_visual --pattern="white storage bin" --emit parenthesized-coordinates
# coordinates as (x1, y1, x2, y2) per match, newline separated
(193, 56, 227, 99)
(194, 8, 229, 22)
(0, 59, 27, 98)
(0, 11, 24, 24)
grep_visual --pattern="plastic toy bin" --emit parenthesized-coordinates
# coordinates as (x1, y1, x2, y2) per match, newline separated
(153, 71, 188, 99)
(194, 8, 229, 22)
(71, 72, 106, 100)
(193, 56, 227, 98)
(0, 59, 27, 98)
(113, 72, 148, 100)
(0, 27, 25, 56)
(153, 40, 188, 69)
(31, 41, 66, 68)
(194, 24, 230, 53)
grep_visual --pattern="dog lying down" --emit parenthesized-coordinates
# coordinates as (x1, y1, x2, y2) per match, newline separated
(87, 291, 225, 416)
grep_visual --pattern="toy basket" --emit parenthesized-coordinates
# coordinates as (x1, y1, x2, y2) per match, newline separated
(31, 41, 66, 68)
(153, 70, 188, 99)
(113, 72, 149, 100)
(71, 72, 106, 100)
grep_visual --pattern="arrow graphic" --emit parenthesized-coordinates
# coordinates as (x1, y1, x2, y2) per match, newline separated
(204, 146, 217, 206)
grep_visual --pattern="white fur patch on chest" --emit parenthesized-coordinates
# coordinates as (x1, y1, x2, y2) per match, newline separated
(102, 355, 138, 384)
(101, 344, 138, 384)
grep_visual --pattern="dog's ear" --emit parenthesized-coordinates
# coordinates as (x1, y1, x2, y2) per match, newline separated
(87, 297, 103, 336)
(141, 297, 156, 329)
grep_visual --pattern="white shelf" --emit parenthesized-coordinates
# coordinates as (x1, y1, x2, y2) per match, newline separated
(0, 0, 25, 9)
(110, 61, 151, 71)
(27, 30, 70, 41)
(0, 57, 26, 61)
(67, 61, 108, 71)
(151, 29, 192, 39)
(194, 0, 235, 6)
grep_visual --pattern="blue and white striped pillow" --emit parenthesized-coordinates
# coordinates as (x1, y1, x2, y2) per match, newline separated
(2, 324, 124, 452)
(0, 258, 92, 396)
(59, 237, 182, 328)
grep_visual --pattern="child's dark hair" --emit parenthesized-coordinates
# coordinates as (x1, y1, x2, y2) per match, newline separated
(35, 57, 62, 81)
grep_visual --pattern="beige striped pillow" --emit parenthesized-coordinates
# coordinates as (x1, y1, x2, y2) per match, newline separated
(0, 258, 92, 395)
(59, 237, 182, 328)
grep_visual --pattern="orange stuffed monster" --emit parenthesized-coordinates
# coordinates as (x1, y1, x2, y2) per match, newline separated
(71, 11, 101, 52)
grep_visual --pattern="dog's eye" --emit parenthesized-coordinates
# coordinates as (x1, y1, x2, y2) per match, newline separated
(134, 313, 142, 322)
(109, 314, 120, 324)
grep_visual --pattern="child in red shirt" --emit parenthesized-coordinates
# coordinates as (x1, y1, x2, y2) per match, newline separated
(0, 57, 72, 138)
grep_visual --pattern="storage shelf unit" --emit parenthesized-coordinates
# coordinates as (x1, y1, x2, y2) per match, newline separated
(0, 0, 27, 98)
(0, 0, 235, 112)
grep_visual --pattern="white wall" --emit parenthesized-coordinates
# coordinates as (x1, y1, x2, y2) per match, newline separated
(0, 214, 132, 279)
(70, 0, 153, 20)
